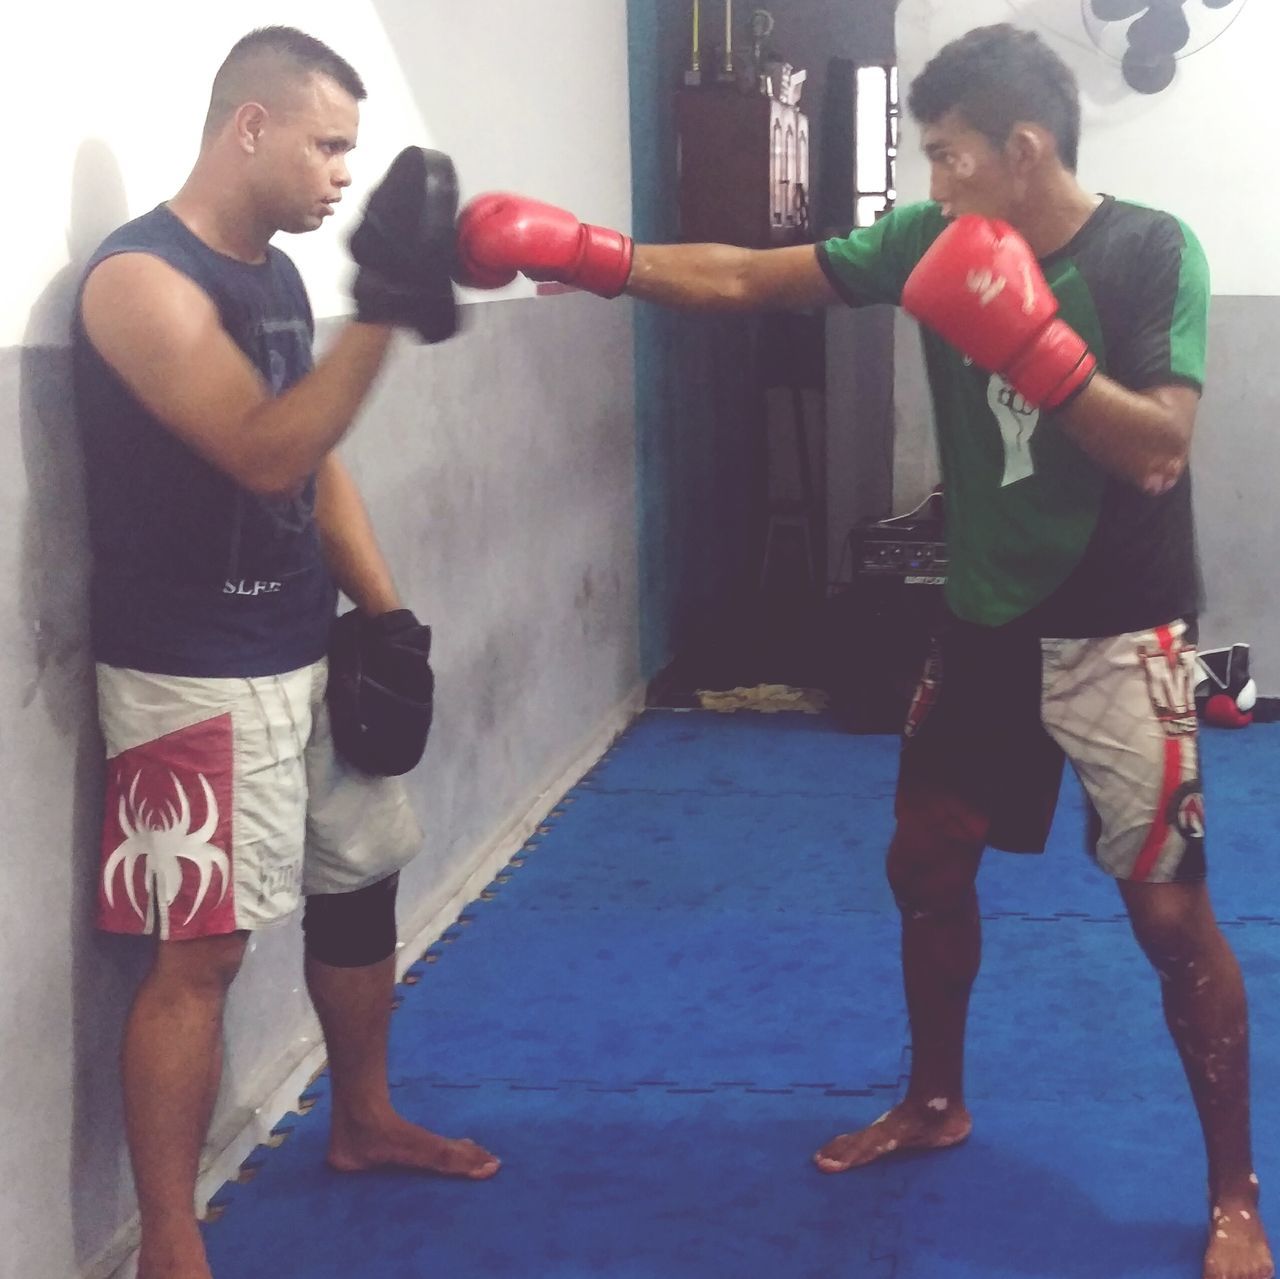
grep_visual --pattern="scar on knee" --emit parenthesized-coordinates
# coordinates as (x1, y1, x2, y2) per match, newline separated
(926, 1097, 950, 1111)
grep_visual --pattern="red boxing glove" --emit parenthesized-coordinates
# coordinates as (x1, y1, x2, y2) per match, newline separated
(455, 193, 634, 298)
(1203, 692, 1252, 730)
(1198, 644, 1256, 729)
(902, 216, 1096, 410)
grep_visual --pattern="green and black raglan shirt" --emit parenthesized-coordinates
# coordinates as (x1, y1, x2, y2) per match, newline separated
(817, 198, 1210, 638)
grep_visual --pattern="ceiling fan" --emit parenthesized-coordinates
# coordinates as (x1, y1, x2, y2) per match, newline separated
(1085, 0, 1246, 94)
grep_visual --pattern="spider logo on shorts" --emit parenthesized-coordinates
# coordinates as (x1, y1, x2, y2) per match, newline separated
(102, 770, 229, 930)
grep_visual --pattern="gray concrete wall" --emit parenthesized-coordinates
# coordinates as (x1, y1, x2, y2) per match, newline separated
(1193, 297, 1280, 689)
(1, 290, 641, 1279)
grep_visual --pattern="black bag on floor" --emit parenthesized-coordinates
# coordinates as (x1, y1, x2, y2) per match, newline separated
(327, 608, 435, 776)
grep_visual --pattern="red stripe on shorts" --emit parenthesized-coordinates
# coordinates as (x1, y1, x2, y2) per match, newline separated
(1130, 625, 1183, 883)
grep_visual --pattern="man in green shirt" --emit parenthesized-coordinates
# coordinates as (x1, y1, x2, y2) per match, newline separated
(456, 23, 1270, 1279)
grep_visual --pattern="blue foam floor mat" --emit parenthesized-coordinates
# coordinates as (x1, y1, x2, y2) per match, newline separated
(585, 710, 901, 796)
(964, 916, 1280, 1102)
(389, 908, 909, 1089)
(884, 1091, 1280, 1279)
(471, 788, 900, 915)
(200, 711, 1280, 1278)
(477, 779, 1270, 925)
(205, 1084, 901, 1279)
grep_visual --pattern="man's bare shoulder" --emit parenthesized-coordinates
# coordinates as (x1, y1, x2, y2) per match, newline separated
(80, 251, 223, 376)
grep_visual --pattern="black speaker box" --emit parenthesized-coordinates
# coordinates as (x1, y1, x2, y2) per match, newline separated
(826, 515, 947, 733)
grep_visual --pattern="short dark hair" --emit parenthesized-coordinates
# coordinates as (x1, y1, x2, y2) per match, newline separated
(203, 26, 366, 139)
(908, 24, 1081, 173)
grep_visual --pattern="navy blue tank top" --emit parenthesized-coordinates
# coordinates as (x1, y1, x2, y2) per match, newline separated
(73, 205, 337, 677)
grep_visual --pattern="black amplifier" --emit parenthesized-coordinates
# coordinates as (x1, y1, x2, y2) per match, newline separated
(853, 518, 948, 585)
(826, 505, 948, 732)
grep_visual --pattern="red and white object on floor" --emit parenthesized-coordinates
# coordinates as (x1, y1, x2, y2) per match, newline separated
(1196, 643, 1256, 729)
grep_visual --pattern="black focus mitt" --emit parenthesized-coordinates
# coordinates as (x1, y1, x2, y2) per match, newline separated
(327, 607, 435, 776)
(349, 147, 460, 344)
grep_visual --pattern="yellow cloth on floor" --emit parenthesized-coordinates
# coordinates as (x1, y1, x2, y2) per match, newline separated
(695, 684, 829, 714)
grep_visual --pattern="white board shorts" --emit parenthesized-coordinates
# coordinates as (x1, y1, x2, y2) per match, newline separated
(95, 660, 422, 941)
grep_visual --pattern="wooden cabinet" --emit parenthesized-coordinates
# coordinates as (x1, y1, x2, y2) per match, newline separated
(676, 89, 810, 249)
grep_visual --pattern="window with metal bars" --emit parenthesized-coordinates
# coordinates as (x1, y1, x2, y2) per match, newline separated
(854, 65, 898, 227)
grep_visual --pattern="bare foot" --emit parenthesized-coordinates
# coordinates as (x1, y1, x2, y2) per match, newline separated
(137, 1224, 214, 1279)
(814, 1097, 972, 1173)
(328, 1112, 500, 1180)
(1204, 1200, 1274, 1279)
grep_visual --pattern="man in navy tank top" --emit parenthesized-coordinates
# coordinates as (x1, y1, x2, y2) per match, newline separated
(73, 26, 498, 1279)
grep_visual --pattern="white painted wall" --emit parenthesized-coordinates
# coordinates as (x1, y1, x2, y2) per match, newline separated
(8, 0, 634, 347)
(1, 4, 638, 1278)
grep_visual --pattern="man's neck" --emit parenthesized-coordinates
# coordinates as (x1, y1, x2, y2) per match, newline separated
(1011, 173, 1103, 259)
(168, 162, 272, 264)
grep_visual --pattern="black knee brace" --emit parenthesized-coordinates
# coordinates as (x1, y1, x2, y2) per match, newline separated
(303, 873, 400, 968)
